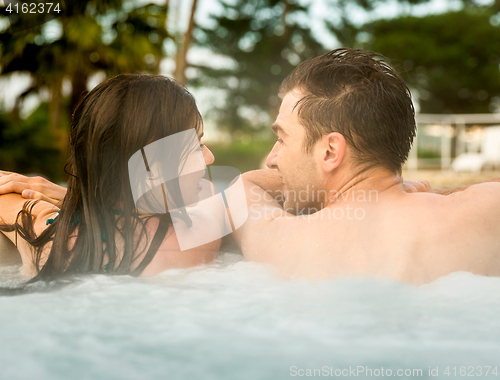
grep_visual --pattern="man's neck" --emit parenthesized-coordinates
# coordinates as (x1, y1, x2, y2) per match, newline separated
(324, 166, 402, 208)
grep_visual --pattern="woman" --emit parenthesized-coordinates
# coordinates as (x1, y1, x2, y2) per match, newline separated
(0, 74, 221, 281)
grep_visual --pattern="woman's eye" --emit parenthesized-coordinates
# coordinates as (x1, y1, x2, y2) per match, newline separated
(276, 138, 284, 144)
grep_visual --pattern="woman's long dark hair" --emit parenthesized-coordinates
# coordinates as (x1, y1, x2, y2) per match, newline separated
(1, 74, 202, 282)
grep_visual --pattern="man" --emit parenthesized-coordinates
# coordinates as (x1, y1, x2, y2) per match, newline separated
(231, 48, 500, 285)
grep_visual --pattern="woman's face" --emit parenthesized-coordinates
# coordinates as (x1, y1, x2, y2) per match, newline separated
(146, 129, 214, 210)
(141, 128, 214, 212)
(176, 129, 214, 208)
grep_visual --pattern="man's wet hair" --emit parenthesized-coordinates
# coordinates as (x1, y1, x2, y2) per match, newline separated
(279, 48, 416, 174)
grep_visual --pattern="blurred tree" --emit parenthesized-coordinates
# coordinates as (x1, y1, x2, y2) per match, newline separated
(0, 102, 65, 180)
(193, 0, 325, 135)
(192, 0, 438, 135)
(323, 0, 431, 48)
(362, 7, 500, 113)
(173, 0, 199, 85)
(0, 0, 168, 177)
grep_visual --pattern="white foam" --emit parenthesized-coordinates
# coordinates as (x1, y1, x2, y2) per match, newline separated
(1, 254, 500, 379)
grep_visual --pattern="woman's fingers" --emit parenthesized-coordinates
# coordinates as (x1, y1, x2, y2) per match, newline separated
(0, 175, 42, 195)
(21, 189, 61, 207)
(0, 172, 67, 205)
(402, 178, 433, 193)
(0, 177, 36, 195)
(404, 184, 418, 193)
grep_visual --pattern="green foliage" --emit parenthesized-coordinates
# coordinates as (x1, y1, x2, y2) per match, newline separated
(0, 103, 66, 181)
(0, 1, 169, 125)
(193, 0, 325, 134)
(0, 1, 169, 77)
(362, 7, 500, 113)
(417, 148, 441, 159)
(0, 0, 169, 178)
(324, 0, 431, 47)
(208, 137, 276, 173)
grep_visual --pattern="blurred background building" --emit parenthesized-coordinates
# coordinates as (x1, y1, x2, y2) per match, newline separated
(1, 0, 500, 186)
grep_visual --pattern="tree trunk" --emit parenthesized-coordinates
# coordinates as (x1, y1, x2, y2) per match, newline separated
(493, 0, 500, 12)
(281, 0, 291, 37)
(70, 72, 88, 117)
(174, 0, 199, 85)
(49, 78, 64, 151)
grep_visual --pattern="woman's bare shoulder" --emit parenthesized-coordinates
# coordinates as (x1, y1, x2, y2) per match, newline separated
(139, 216, 221, 277)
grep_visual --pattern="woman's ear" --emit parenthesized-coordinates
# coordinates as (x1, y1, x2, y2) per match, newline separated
(317, 132, 346, 173)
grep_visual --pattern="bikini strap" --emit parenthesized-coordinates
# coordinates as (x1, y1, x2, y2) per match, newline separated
(130, 217, 170, 277)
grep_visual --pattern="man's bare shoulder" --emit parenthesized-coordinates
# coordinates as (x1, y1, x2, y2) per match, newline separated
(399, 182, 500, 246)
(394, 191, 450, 217)
(400, 182, 500, 210)
(432, 182, 500, 215)
(455, 181, 500, 198)
(450, 182, 500, 227)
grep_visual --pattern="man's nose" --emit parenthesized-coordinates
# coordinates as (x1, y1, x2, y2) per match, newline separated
(203, 146, 215, 166)
(266, 142, 279, 169)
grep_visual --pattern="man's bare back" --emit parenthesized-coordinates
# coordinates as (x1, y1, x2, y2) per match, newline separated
(233, 170, 500, 286)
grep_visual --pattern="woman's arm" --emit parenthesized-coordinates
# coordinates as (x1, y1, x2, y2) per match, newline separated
(433, 177, 500, 195)
(241, 169, 285, 203)
(0, 171, 67, 207)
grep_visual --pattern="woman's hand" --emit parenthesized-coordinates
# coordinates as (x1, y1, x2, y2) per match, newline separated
(0, 171, 67, 207)
(402, 178, 433, 193)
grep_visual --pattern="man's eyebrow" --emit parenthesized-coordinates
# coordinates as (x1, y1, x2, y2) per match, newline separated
(272, 123, 288, 137)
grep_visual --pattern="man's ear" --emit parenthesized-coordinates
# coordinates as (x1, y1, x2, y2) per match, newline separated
(316, 132, 346, 173)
